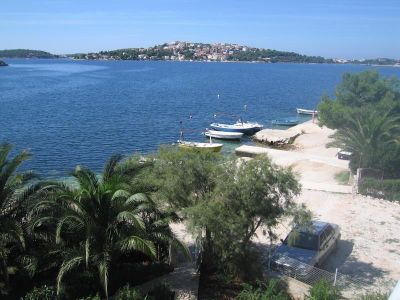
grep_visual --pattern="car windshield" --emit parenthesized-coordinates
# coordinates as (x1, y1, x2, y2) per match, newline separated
(285, 231, 319, 251)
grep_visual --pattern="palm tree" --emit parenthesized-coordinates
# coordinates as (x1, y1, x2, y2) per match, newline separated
(329, 109, 400, 172)
(0, 143, 37, 291)
(31, 155, 187, 299)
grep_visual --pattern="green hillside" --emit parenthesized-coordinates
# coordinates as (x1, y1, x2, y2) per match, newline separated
(0, 49, 58, 58)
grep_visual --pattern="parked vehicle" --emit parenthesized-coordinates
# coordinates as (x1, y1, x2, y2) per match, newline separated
(271, 221, 340, 277)
(337, 149, 353, 160)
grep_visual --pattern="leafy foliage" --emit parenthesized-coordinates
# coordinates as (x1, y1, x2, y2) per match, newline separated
(30, 155, 186, 298)
(0, 144, 39, 293)
(21, 285, 56, 300)
(357, 292, 389, 300)
(318, 71, 400, 178)
(358, 177, 400, 201)
(236, 279, 290, 300)
(154, 148, 306, 279)
(306, 279, 341, 300)
(114, 284, 144, 300)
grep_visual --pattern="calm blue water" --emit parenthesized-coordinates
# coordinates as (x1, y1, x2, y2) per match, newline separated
(1, 59, 400, 176)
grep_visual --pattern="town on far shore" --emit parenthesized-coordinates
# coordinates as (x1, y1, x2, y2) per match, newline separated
(1, 42, 399, 66)
(68, 41, 400, 66)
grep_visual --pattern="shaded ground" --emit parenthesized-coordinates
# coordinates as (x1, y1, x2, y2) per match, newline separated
(198, 272, 244, 300)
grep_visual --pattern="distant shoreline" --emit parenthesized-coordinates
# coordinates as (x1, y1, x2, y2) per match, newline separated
(3, 57, 400, 68)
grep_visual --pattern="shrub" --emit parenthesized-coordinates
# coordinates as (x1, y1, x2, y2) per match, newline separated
(357, 292, 389, 300)
(306, 279, 341, 300)
(334, 171, 350, 185)
(77, 294, 101, 300)
(114, 284, 144, 300)
(236, 279, 290, 300)
(359, 178, 400, 201)
(21, 285, 57, 300)
(147, 282, 175, 300)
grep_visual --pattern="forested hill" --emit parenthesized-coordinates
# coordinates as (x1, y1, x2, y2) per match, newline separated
(0, 49, 58, 58)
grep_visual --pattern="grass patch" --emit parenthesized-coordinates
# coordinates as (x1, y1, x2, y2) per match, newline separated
(334, 171, 351, 185)
(385, 238, 400, 244)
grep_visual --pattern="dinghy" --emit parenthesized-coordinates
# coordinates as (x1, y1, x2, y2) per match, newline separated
(204, 130, 244, 140)
(177, 140, 223, 152)
(296, 108, 318, 115)
(271, 119, 299, 127)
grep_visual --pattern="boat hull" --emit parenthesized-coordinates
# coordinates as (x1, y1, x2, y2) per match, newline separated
(271, 120, 299, 127)
(178, 141, 223, 152)
(205, 130, 244, 140)
(209, 122, 263, 134)
(296, 108, 318, 115)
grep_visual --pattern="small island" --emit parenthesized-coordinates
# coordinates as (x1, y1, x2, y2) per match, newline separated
(0, 60, 8, 66)
(0, 49, 58, 59)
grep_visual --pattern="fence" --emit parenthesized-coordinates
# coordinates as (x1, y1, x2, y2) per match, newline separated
(265, 253, 383, 299)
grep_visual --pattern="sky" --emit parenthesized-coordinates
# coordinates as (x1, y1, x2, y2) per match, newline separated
(1, 0, 400, 59)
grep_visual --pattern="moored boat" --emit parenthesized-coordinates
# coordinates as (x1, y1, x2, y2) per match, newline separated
(177, 140, 223, 152)
(271, 119, 299, 126)
(296, 108, 318, 115)
(210, 121, 263, 134)
(204, 130, 244, 140)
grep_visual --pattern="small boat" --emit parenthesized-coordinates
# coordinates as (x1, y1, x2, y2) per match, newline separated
(210, 121, 263, 134)
(296, 108, 318, 115)
(204, 130, 244, 140)
(177, 140, 223, 152)
(271, 119, 299, 127)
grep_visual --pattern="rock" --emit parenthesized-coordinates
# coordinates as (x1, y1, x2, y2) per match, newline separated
(254, 129, 301, 146)
(0, 60, 8, 66)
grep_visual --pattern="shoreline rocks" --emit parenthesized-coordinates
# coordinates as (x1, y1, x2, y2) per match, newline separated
(253, 129, 301, 146)
(0, 60, 8, 66)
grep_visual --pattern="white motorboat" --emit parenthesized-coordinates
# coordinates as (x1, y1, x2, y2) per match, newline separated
(210, 121, 263, 134)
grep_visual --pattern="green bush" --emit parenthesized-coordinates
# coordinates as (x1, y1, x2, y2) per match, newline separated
(77, 294, 101, 300)
(306, 279, 341, 300)
(114, 284, 144, 300)
(357, 292, 389, 300)
(359, 178, 400, 201)
(334, 171, 350, 185)
(236, 279, 290, 300)
(21, 285, 57, 300)
(147, 282, 175, 300)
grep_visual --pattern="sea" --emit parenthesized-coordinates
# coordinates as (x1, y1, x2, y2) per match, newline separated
(1, 59, 400, 177)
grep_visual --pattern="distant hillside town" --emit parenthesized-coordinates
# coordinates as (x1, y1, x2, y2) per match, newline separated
(69, 41, 332, 63)
(0, 43, 399, 66)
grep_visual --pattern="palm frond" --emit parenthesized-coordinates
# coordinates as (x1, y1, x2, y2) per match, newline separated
(56, 255, 84, 296)
(103, 154, 123, 183)
(118, 236, 156, 258)
(97, 256, 110, 299)
(116, 211, 145, 229)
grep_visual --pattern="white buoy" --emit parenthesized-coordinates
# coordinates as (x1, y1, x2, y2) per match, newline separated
(217, 94, 220, 99)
